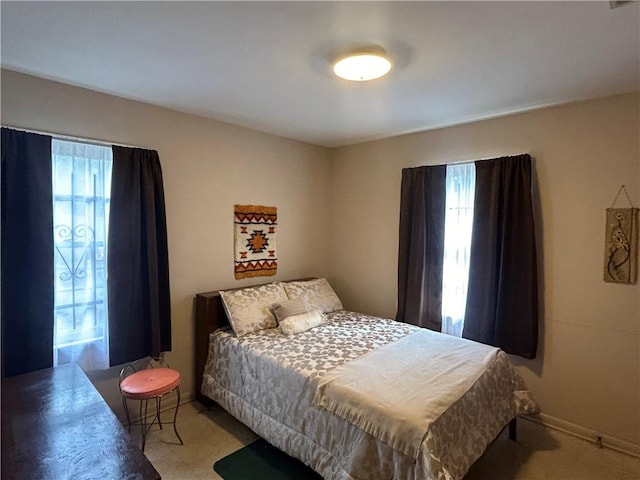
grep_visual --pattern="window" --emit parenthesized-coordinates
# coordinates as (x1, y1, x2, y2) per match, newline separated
(52, 139, 112, 370)
(2, 128, 172, 376)
(397, 155, 538, 357)
(441, 163, 475, 336)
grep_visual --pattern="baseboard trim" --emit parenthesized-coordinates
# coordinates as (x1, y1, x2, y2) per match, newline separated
(523, 413, 640, 458)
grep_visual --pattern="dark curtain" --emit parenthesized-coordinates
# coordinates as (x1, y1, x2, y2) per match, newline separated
(1, 128, 53, 376)
(462, 154, 538, 359)
(108, 146, 171, 366)
(396, 165, 447, 331)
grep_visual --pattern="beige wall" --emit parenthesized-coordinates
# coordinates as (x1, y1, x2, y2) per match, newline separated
(329, 93, 640, 446)
(3, 69, 639, 448)
(1, 69, 332, 415)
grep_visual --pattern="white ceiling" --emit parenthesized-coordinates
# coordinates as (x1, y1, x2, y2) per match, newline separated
(1, 1, 639, 147)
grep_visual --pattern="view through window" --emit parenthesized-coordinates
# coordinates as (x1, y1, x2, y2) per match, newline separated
(52, 139, 112, 370)
(441, 163, 475, 336)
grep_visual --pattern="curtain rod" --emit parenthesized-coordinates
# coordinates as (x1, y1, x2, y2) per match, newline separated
(1, 125, 145, 150)
(433, 152, 530, 166)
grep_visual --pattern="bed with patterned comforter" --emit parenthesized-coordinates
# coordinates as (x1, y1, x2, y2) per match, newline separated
(201, 310, 538, 480)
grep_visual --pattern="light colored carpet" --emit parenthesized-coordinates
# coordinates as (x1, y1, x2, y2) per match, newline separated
(138, 401, 639, 480)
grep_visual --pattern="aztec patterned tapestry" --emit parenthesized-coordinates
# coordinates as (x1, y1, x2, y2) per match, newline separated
(234, 204, 277, 280)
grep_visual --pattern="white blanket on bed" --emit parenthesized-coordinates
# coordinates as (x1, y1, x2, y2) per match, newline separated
(312, 328, 499, 458)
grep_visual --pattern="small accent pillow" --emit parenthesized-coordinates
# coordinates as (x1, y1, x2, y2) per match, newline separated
(272, 297, 310, 324)
(280, 310, 325, 335)
(220, 283, 288, 336)
(282, 278, 343, 313)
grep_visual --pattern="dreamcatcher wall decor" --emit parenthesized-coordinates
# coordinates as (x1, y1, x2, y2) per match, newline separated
(604, 185, 638, 284)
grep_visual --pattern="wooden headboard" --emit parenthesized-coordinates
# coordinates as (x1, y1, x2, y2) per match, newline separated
(194, 278, 314, 405)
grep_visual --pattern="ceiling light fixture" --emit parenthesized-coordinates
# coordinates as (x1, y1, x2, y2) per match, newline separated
(332, 48, 392, 82)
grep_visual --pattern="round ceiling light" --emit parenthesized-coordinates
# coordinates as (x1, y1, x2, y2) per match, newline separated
(332, 49, 392, 82)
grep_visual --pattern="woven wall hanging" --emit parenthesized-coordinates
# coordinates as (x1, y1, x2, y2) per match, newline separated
(234, 204, 277, 280)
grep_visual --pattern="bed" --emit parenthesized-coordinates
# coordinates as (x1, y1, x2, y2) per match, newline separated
(195, 278, 538, 480)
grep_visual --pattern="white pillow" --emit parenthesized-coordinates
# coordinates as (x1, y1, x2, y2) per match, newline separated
(282, 278, 343, 313)
(220, 282, 288, 336)
(280, 310, 325, 335)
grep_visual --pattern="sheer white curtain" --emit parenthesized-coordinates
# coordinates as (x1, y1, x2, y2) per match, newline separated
(441, 163, 475, 336)
(52, 139, 112, 370)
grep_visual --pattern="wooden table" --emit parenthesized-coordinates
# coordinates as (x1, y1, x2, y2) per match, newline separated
(1, 363, 161, 480)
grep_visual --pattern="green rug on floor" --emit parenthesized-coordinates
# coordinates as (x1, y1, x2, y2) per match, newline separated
(213, 439, 323, 480)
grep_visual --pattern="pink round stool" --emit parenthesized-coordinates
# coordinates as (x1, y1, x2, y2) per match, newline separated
(119, 359, 184, 452)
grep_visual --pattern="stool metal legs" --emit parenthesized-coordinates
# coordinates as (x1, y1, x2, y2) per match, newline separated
(156, 397, 163, 429)
(122, 395, 132, 433)
(172, 387, 184, 446)
(121, 387, 183, 452)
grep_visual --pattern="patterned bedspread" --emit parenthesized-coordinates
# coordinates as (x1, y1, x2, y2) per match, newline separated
(201, 310, 538, 480)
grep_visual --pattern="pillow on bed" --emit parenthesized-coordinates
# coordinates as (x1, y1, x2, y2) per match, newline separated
(220, 283, 288, 336)
(272, 297, 310, 324)
(279, 310, 325, 335)
(282, 278, 343, 313)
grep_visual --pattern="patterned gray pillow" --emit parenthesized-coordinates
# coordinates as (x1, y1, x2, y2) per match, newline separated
(282, 278, 343, 313)
(272, 297, 310, 324)
(220, 282, 288, 336)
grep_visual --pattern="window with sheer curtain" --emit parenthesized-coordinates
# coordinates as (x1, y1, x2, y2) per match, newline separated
(397, 154, 538, 358)
(441, 163, 475, 336)
(52, 139, 112, 370)
(2, 127, 172, 377)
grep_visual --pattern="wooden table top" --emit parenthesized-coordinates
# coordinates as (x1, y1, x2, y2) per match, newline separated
(1, 363, 161, 480)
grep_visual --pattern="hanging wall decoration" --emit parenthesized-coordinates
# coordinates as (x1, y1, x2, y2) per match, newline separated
(234, 204, 277, 280)
(604, 186, 638, 284)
